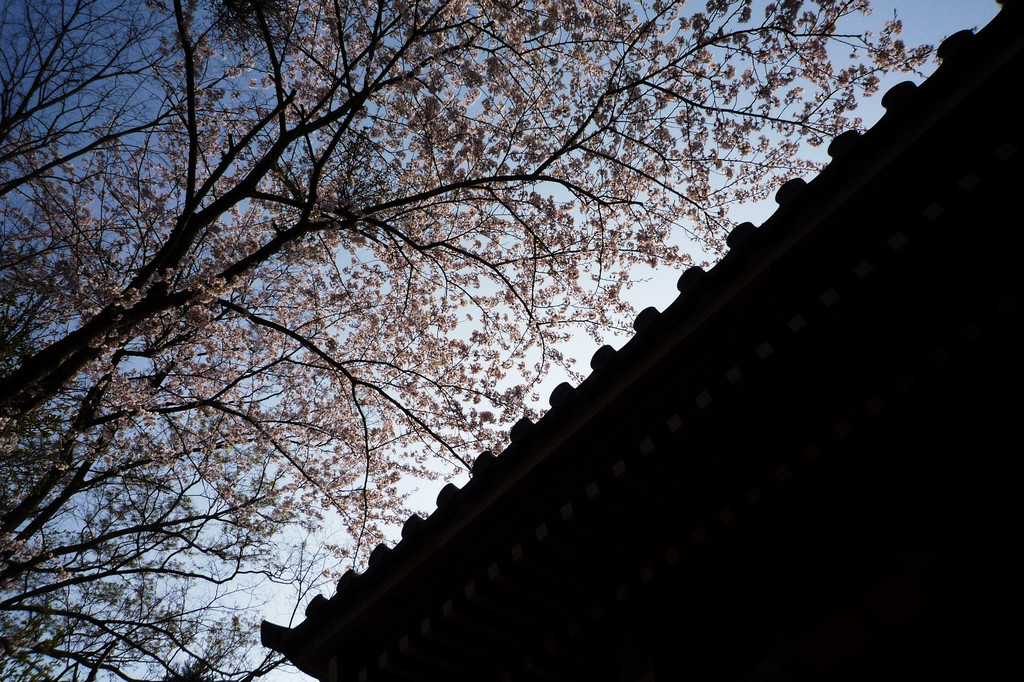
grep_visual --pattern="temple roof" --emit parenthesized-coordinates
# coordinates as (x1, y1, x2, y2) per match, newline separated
(262, 3, 1024, 680)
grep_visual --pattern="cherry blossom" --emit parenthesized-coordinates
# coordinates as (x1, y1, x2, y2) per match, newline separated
(0, 0, 928, 678)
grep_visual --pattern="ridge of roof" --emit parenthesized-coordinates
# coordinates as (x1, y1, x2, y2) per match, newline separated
(262, 1, 1024, 668)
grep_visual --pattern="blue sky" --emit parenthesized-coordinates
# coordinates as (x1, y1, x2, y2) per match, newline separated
(874, 0, 1000, 43)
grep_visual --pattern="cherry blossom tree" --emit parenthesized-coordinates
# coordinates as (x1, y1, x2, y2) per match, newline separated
(1, 0, 927, 679)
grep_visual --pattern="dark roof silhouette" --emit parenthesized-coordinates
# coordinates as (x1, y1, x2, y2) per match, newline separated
(263, 3, 1024, 680)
